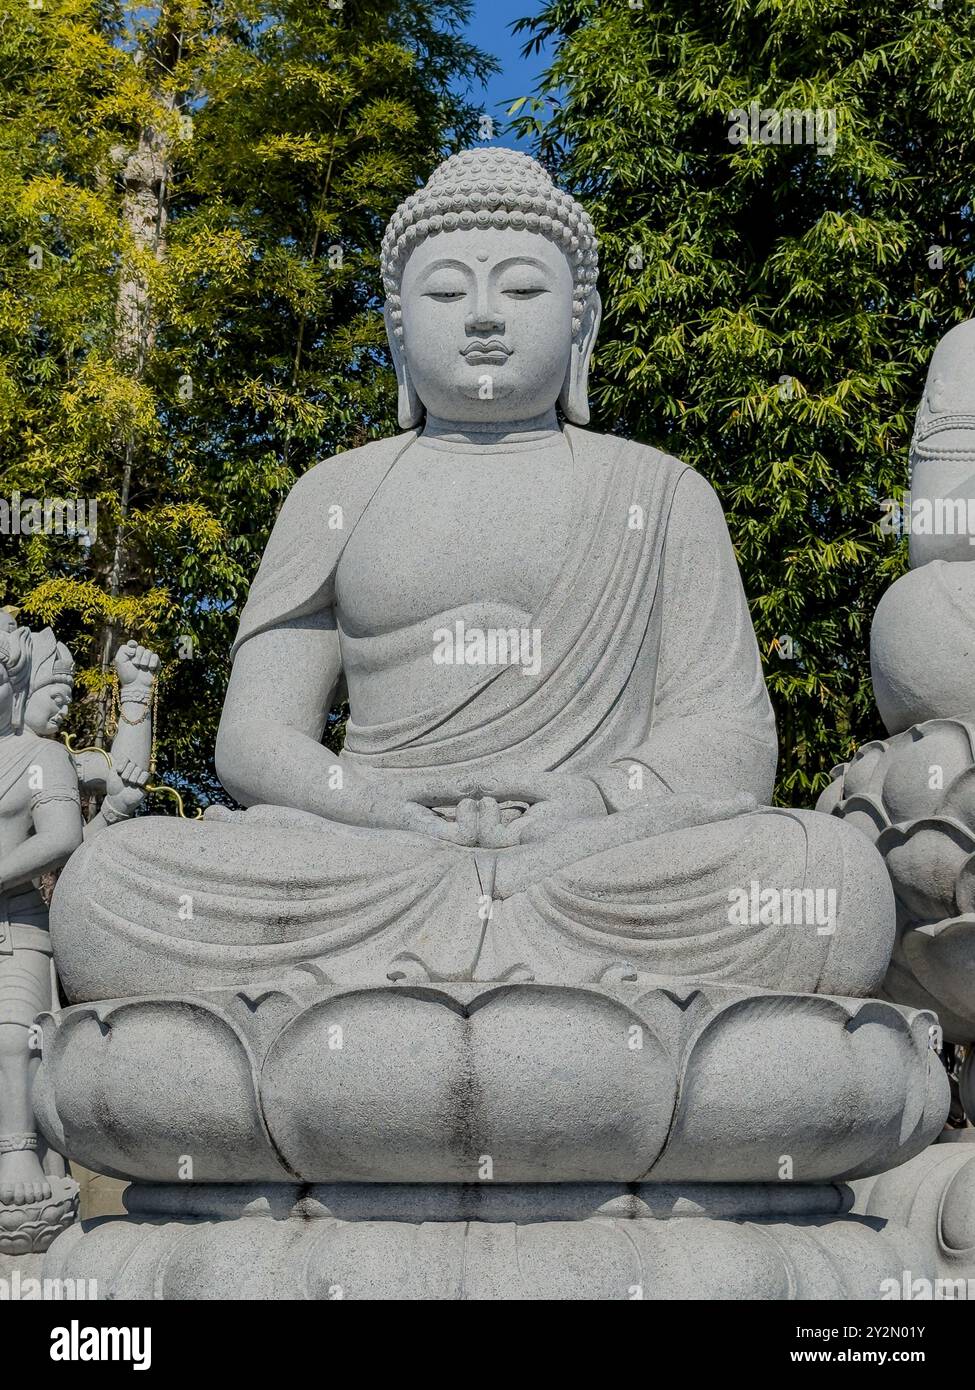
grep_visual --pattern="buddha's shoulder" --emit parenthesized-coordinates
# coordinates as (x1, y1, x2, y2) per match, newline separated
(567, 426, 727, 521)
(566, 426, 703, 483)
(284, 434, 415, 506)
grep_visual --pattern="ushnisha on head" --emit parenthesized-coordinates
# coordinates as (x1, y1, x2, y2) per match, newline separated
(24, 626, 75, 738)
(381, 149, 601, 429)
(0, 625, 32, 734)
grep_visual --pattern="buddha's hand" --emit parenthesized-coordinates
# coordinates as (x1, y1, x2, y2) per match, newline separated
(477, 774, 607, 847)
(348, 774, 605, 848)
(353, 791, 482, 844)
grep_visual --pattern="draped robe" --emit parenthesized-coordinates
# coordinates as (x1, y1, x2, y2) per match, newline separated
(51, 428, 894, 1001)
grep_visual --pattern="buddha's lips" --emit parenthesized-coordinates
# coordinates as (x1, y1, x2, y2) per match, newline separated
(462, 340, 511, 364)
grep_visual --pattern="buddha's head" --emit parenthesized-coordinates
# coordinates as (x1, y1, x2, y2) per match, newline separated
(25, 626, 75, 737)
(381, 149, 600, 429)
(0, 623, 32, 735)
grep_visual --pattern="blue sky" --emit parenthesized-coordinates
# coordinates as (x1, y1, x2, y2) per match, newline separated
(457, 0, 554, 149)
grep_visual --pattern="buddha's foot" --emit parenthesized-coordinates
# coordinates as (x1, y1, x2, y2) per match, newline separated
(33, 980, 947, 1186)
(0, 1143, 51, 1207)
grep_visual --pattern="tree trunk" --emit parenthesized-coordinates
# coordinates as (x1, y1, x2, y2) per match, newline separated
(95, 28, 182, 744)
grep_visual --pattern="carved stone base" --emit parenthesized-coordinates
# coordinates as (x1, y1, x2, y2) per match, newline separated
(0, 1175, 79, 1255)
(41, 1150, 975, 1300)
(34, 981, 949, 1185)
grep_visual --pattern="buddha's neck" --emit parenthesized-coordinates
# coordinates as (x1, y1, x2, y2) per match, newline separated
(422, 409, 562, 451)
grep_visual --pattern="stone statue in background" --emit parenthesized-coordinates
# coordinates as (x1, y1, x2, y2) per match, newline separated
(37, 151, 963, 1299)
(0, 614, 157, 1255)
(24, 630, 157, 838)
(822, 319, 975, 1119)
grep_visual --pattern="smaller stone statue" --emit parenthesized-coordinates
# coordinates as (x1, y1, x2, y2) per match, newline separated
(0, 613, 158, 1254)
(821, 319, 975, 1124)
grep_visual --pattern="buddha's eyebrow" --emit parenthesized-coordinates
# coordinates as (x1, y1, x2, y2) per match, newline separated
(491, 256, 555, 276)
(414, 259, 473, 286)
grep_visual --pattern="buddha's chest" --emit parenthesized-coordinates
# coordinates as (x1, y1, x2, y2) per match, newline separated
(335, 442, 576, 633)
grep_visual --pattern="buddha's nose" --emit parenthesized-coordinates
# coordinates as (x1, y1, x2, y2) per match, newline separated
(466, 294, 504, 335)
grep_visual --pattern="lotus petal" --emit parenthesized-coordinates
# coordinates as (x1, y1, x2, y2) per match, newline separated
(879, 817, 975, 922)
(883, 720, 975, 823)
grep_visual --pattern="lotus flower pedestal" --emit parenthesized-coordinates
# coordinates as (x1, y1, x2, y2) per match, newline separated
(35, 977, 971, 1299)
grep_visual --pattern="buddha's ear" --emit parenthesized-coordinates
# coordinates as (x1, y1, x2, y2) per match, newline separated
(384, 301, 424, 430)
(559, 291, 601, 426)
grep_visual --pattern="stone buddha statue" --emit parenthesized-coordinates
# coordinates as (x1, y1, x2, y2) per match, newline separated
(37, 151, 960, 1301)
(50, 149, 894, 1003)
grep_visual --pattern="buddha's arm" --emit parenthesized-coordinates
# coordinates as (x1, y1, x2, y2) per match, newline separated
(594, 469, 778, 811)
(217, 615, 462, 838)
(216, 611, 365, 819)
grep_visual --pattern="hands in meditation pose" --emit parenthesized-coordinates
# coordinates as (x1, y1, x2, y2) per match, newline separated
(52, 150, 894, 1001)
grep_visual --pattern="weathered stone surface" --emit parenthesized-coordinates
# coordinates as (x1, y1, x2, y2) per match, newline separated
(852, 1143, 975, 1292)
(822, 319, 975, 1077)
(38, 148, 929, 1298)
(34, 981, 947, 1185)
(39, 1174, 945, 1301)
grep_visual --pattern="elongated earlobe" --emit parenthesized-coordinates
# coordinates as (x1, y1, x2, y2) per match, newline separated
(559, 292, 602, 426)
(384, 302, 424, 430)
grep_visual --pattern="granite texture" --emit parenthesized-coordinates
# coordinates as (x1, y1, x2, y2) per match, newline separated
(37, 149, 936, 1299)
(33, 981, 947, 1186)
(42, 1154, 973, 1300)
(822, 320, 975, 1104)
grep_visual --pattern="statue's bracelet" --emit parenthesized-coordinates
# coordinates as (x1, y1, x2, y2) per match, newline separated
(0, 1132, 38, 1154)
(101, 800, 135, 825)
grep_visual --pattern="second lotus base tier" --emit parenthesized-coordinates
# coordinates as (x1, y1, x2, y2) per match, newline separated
(41, 1146, 975, 1299)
